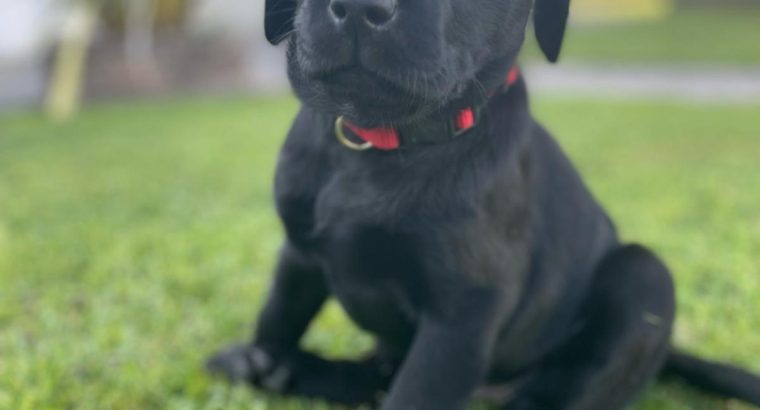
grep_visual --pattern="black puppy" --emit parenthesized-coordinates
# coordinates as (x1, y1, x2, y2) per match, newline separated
(208, 0, 760, 408)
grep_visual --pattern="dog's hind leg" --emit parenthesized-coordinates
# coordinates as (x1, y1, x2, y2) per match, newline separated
(505, 245, 676, 410)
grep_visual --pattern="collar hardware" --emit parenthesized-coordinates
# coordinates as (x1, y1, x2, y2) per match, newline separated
(335, 116, 374, 151)
(452, 107, 478, 138)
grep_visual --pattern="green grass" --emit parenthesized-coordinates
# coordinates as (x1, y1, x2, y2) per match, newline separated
(523, 7, 760, 64)
(1, 96, 759, 410)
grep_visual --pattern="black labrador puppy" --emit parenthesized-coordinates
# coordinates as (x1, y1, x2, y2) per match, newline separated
(208, 0, 760, 408)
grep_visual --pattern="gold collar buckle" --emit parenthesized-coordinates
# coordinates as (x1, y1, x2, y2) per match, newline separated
(335, 116, 374, 151)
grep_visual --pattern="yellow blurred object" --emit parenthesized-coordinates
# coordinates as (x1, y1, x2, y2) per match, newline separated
(572, 0, 675, 23)
(45, 2, 98, 122)
(101, 0, 189, 30)
(154, 0, 188, 26)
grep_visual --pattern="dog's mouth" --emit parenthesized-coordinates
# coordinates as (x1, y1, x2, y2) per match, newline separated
(310, 64, 453, 97)
(309, 67, 462, 126)
(290, 54, 463, 126)
(312, 65, 408, 94)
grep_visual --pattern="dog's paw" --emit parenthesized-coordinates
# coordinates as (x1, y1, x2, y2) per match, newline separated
(206, 344, 255, 383)
(206, 344, 293, 392)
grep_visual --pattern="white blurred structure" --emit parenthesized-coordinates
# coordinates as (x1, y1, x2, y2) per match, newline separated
(190, 0, 287, 91)
(189, 0, 264, 34)
(0, 0, 64, 107)
(189, 0, 287, 91)
(0, 0, 60, 60)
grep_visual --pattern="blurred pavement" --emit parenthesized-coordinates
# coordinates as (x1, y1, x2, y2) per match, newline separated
(526, 63, 760, 103)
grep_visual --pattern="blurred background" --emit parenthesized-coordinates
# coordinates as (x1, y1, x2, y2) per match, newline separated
(1, 0, 759, 113)
(0, 1, 759, 409)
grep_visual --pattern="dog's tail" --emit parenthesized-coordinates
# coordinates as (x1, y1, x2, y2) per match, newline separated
(661, 349, 760, 406)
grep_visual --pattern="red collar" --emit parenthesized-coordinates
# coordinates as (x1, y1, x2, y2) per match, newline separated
(336, 66, 521, 151)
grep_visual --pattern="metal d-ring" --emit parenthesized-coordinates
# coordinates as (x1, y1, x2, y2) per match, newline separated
(335, 116, 373, 151)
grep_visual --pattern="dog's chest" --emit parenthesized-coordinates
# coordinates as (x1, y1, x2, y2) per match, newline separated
(316, 231, 427, 347)
(277, 172, 422, 342)
(319, 225, 421, 340)
(274, 132, 485, 344)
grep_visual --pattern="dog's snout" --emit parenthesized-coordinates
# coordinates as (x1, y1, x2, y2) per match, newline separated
(328, 0, 397, 29)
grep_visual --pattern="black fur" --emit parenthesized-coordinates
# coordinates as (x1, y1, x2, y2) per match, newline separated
(209, 0, 760, 408)
(533, 0, 570, 62)
(265, 0, 297, 44)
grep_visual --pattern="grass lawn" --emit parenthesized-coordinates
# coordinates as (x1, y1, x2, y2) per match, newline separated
(1, 96, 759, 410)
(522, 7, 760, 64)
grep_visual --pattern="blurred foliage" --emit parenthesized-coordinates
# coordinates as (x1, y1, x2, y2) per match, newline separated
(100, 0, 190, 30)
(523, 7, 760, 64)
(573, 0, 674, 22)
(1, 96, 759, 409)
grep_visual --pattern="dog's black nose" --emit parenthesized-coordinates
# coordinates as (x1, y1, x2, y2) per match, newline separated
(329, 0, 397, 29)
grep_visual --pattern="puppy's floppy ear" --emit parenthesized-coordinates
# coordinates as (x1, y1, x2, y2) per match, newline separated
(265, 0, 297, 45)
(533, 0, 571, 62)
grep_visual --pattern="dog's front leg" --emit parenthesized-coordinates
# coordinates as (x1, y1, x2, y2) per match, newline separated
(207, 243, 327, 383)
(381, 288, 504, 410)
(209, 242, 393, 404)
(251, 244, 327, 357)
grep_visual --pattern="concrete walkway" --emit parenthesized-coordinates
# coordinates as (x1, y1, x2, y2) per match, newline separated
(525, 62, 760, 104)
